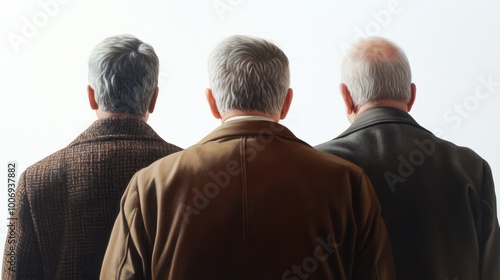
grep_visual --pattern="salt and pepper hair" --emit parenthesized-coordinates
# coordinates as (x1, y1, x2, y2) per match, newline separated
(341, 37, 412, 106)
(88, 34, 159, 116)
(207, 35, 290, 116)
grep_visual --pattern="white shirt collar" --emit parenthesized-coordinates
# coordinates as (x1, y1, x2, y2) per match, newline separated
(223, 115, 275, 123)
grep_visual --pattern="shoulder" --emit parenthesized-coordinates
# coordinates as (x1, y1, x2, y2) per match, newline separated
(303, 144, 367, 184)
(13, 149, 73, 213)
(133, 147, 191, 181)
(161, 142, 183, 153)
(434, 136, 489, 170)
(23, 147, 69, 179)
(315, 139, 340, 154)
(315, 135, 364, 162)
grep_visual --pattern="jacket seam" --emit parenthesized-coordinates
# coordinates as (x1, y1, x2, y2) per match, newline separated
(116, 207, 138, 279)
(240, 137, 248, 239)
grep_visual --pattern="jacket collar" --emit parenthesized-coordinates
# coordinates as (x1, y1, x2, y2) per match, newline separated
(197, 120, 310, 147)
(336, 107, 431, 139)
(68, 117, 164, 147)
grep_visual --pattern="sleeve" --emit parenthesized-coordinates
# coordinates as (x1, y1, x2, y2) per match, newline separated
(2, 172, 44, 279)
(100, 173, 152, 280)
(351, 172, 396, 280)
(479, 161, 500, 280)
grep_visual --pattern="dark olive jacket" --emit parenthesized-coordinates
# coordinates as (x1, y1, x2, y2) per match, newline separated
(101, 120, 395, 280)
(2, 118, 182, 280)
(316, 107, 500, 280)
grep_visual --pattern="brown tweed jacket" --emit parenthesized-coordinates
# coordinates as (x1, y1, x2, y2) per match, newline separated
(2, 117, 182, 280)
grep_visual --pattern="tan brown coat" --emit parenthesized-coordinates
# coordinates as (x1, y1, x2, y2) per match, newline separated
(101, 120, 395, 280)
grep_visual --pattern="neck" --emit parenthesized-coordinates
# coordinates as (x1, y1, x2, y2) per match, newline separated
(220, 110, 279, 123)
(357, 100, 409, 116)
(96, 110, 148, 122)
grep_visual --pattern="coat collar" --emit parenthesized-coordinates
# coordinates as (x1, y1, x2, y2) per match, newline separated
(68, 117, 165, 147)
(197, 120, 310, 147)
(336, 107, 431, 139)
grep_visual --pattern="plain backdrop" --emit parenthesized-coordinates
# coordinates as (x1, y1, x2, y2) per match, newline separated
(1, 0, 499, 256)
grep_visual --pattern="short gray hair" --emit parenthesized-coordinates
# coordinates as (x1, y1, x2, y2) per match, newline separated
(88, 34, 159, 116)
(341, 37, 412, 106)
(207, 35, 290, 116)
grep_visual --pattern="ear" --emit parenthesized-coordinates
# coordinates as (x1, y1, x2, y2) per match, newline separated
(340, 83, 355, 114)
(407, 83, 417, 112)
(148, 87, 159, 114)
(87, 85, 99, 110)
(279, 88, 293, 120)
(205, 88, 221, 119)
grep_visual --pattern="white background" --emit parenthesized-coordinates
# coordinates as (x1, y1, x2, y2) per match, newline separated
(1, 0, 499, 254)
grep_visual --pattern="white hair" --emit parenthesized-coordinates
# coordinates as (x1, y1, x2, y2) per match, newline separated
(207, 35, 290, 116)
(88, 34, 159, 116)
(341, 37, 412, 106)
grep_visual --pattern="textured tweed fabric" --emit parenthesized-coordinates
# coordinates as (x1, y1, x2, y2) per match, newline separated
(2, 117, 182, 280)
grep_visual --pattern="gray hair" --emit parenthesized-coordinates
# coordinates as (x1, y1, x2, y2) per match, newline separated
(341, 37, 412, 106)
(88, 34, 159, 116)
(207, 35, 290, 116)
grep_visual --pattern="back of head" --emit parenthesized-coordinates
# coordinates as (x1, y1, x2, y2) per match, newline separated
(88, 34, 159, 116)
(341, 37, 412, 106)
(207, 35, 290, 116)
